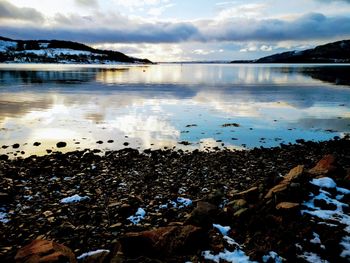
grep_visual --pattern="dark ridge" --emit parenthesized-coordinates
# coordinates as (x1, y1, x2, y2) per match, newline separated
(0, 36, 153, 64)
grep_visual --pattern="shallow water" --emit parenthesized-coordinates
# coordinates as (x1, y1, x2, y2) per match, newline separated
(0, 63, 349, 157)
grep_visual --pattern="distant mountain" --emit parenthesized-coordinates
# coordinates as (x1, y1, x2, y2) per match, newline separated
(231, 40, 350, 63)
(0, 36, 153, 64)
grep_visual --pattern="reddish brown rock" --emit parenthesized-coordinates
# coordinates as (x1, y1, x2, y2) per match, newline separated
(15, 239, 76, 263)
(265, 165, 304, 199)
(309, 154, 337, 176)
(119, 225, 207, 258)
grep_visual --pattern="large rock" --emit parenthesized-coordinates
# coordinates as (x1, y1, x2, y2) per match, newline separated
(231, 187, 259, 202)
(308, 154, 337, 176)
(119, 225, 207, 258)
(15, 239, 76, 263)
(265, 165, 304, 199)
(184, 201, 218, 228)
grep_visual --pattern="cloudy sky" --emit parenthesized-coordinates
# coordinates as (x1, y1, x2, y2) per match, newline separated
(1, 0, 350, 61)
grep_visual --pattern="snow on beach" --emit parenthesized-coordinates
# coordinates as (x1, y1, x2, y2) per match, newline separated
(301, 177, 350, 260)
(0, 208, 9, 224)
(202, 224, 259, 263)
(60, 194, 90, 204)
(127, 208, 146, 225)
(77, 249, 110, 260)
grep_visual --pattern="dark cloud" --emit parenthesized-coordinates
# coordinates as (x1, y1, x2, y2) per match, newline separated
(201, 13, 350, 42)
(0, 21, 200, 43)
(0, 0, 44, 22)
(1, 10, 350, 44)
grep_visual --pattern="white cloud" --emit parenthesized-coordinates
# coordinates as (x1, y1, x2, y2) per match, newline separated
(113, 0, 170, 9)
(260, 45, 273, 51)
(148, 3, 175, 17)
(217, 3, 266, 20)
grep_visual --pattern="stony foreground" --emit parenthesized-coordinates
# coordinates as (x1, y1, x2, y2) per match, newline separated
(1, 139, 350, 262)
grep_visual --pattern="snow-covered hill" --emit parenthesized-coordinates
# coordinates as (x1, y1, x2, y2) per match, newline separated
(0, 36, 152, 64)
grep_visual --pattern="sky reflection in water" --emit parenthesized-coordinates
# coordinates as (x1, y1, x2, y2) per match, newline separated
(0, 64, 349, 157)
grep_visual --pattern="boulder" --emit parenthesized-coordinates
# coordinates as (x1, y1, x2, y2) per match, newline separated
(119, 225, 207, 258)
(231, 186, 259, 202)
(15, 239, 76, 263)
(265, 165, 304, 199)
(184, 201, 218, 228)
(308, 155, 337, 176)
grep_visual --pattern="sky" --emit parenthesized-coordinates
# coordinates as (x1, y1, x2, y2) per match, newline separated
(1, 0, 350, 62)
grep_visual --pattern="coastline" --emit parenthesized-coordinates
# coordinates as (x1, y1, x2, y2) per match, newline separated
(1, 138, 349, 262)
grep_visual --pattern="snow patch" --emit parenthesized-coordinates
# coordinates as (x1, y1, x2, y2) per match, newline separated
(77, 249, 110, 260)
(310, 232, 321, 244)
(0, 210, 9, 223)
(301, 177, 350, 259)
(311, 177, 337, 189)
(127, 208, 146, 225)
(340, 236, 350, 258)
(202, 249, 257, 263)
(213, 224, 231, 236)
(0, 40, 17, 52)
(176, 197, 192, 208)
(262, 251, 283, 263)
(159, 197, 193, 209)
(298, 252, 329, 263)
(60, 194, 90, 204)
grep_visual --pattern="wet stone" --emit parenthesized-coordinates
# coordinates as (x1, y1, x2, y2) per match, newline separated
(56, 142, 67, 148)
(12, 143, 20, 149)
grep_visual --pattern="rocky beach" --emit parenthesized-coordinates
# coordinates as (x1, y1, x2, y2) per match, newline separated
(1, 138, 349, 262)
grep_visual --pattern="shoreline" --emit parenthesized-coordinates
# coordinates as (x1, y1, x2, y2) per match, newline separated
(1, 138, 350, 262)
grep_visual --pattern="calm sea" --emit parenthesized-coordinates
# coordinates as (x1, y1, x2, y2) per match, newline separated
(0, 63, 349, 157)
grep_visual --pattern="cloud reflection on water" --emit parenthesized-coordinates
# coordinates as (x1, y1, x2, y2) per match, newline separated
(0, 64, 349, 157)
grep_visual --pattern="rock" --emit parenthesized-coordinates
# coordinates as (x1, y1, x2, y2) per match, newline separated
(96, 141, 103, 144)
(231, 186, 259, 202)
(109, 242, 125, 263)
(15, 239, 76, 263)
(265, 165, 304, 199)
(206, 189, 225, 206)
(227, 199, 247, 211)
(109, 223, 122, 230)
(276, 202, 300, 210)
(0, 154, 9, 161)
(233, 208, 249, 218)
(184, 201, 218, 228)
(12, 143, 20, 149)
(56, 142, 67, 148)
(284, 165, 304, 181)
(119, 225, 207, 257)
(0, 192, 10, 202)
(309, 154, 337, 176)
(43, 211, 53, 217)
(33, 142, 41, 146)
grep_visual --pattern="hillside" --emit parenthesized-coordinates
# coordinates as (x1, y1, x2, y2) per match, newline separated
(230, 40, 350, 64)
(0, 36, 152, 64)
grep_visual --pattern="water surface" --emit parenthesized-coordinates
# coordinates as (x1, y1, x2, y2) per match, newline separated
(0, 63, 349, 157)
